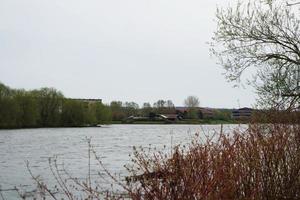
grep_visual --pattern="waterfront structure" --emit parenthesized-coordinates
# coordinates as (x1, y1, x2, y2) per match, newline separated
(199, 108, 214, 119)
(232, 107, 253, 120)
(158, 114, 181, 121)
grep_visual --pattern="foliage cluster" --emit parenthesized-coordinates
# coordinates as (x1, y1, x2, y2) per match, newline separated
(0, 83, 111, 128)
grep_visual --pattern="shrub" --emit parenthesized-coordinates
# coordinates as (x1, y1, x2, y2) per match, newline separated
(125, 114, 300, 199)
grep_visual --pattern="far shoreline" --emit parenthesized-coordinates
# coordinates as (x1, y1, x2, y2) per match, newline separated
(0, 120, 245, 130)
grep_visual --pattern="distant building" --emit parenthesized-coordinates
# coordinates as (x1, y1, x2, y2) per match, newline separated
(199, 108, 214, 119)
(158, 114, 181, 121)
(69, 98, 102, 104)
(175, 107, 188, 118)
(232, 107, 253, 120)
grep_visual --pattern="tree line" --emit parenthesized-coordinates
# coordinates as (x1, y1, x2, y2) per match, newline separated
(109, 97, 232, 122)
(0, 83, 233, 128)
(109, 99, 177, 121)
(0, 83, 111, 128)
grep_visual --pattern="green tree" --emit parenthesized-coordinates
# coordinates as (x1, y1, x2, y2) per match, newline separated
(0, 83, 20, 128)
(213, 109, 232, 121)
(94, 102, 112, 124)
(110, 101, 125, 121)
(32, 88, 64, 127)
(0, 83, 112, 128)
(14, 90, 39, 127)
(84, 102, 97, 125)
(123, 101, 139, 117)
(61, 99, 86, 126)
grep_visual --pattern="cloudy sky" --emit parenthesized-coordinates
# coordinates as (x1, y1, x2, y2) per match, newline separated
(0, 0, 256, 108)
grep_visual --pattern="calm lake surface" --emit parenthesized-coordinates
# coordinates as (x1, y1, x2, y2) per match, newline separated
(0, 124, 243, 199)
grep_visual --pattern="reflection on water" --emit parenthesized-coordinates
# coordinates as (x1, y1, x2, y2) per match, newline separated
(0, 124, 242, 199)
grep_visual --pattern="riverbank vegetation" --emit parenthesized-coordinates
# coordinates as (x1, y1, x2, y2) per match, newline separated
(0, 83, 112, 129)
(109, 99, 235, 124)
(0, 83, 238, 128)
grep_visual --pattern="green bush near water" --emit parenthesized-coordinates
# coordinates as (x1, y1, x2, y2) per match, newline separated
(0, 83, 112, 129)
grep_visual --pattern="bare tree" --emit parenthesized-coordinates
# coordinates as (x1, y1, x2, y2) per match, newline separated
(212, 0, 300, 110)
(184, 96, 200, 108)
(265, 0, 300, 6)
(166, 100, 175, 108)
(153, 100, 166, 108)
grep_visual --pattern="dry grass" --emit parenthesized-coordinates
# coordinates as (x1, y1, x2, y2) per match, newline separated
(124, 112, 300, 200)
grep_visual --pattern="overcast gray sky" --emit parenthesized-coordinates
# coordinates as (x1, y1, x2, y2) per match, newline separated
(0, 0, 256, 108)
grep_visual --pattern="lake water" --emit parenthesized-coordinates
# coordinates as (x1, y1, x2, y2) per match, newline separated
(0, 124, 243, 199)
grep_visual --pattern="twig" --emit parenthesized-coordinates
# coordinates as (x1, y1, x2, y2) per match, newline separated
(26, 161, 58, 200)
(0, 186, 6, 200)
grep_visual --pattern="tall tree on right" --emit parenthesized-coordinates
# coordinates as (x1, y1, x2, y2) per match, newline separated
(212, 0, 300, 110)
